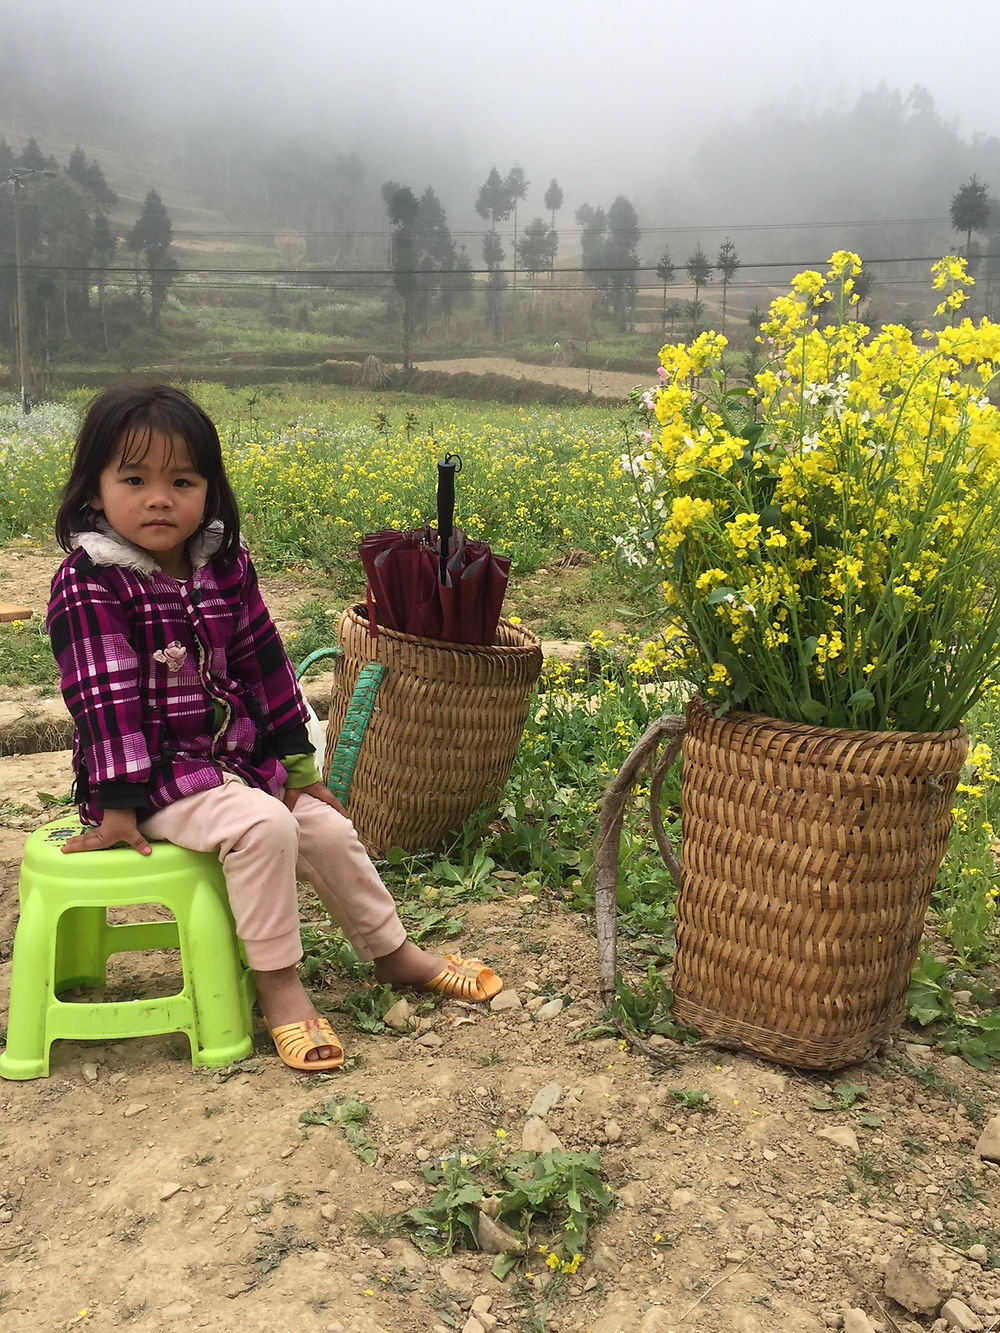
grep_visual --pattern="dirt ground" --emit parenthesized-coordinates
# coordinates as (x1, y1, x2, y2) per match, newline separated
(413, 357, 645, 402)
(1, 555, 999, 1333)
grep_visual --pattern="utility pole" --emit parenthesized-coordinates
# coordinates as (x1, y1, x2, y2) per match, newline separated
(10, 175, 31, 413)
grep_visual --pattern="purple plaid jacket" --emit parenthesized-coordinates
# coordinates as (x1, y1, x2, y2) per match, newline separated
(46, 524, 312, 825)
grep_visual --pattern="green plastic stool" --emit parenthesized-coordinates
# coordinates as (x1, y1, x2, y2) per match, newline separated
(0, 815, 255, 1080)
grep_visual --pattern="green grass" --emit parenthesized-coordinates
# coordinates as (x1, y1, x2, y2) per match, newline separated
(0, 618, 57, 689)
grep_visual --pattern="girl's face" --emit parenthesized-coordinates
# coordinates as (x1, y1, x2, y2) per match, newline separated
(90, 430, 209, 580)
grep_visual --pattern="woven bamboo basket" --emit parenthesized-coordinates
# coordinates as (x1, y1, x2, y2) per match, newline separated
(324, 605, 543, 856)
(672, 695, 968, 1069)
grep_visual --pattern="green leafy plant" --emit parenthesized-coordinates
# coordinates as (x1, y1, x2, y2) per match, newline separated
(403, 1154, 484, 1255)
(396, 902, 466, 945)
(299, 1098, 377, 1164)
(609, 966, 677, 1035)
(810, 1082, 868, 1111)
(338, 984, 406, 1034)
(398, 1147, 613, 1282)
(668, 1088, 713, 1111)
(492, 1150, 612, 1280)
(299, 923, 371, 985)
(906, 954, 1000, 1070)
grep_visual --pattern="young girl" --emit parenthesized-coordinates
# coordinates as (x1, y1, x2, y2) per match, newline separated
(47, 382, 502, 1073)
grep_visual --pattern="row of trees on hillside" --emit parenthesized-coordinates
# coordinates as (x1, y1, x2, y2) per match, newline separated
(382, 182, 476, 370)
(10, 124, 1000, 394)
(386, 167, 646, 355)
(474, 166, 566, 336)
(654, 238, 742, 336)
(1, 136, 178, 389)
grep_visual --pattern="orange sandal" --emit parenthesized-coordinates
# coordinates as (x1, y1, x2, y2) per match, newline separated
(424, 955, 503, 1003)
(265, 1017, 345, 1072)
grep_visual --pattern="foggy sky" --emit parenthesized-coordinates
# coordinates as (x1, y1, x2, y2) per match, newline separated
(4, 0, 1000, 222)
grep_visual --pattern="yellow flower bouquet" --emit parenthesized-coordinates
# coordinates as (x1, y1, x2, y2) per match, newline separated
(622, 251, 1000, 732)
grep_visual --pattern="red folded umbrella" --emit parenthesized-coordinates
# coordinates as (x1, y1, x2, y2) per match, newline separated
(359, 527, 440, 638)
(359, 524, 511, 645)
(359, 454, 512, 644)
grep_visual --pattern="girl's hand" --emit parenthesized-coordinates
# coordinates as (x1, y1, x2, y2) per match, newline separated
(61, 809, 152, 856)
(283, 782, 348, 818)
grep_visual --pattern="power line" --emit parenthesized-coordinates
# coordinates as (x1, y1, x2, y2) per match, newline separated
(12, 253, 999, 281)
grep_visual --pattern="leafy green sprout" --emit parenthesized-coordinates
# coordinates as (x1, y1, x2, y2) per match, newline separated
(399, 1148, 613, 1281)
(300, 1097, 377, 1164)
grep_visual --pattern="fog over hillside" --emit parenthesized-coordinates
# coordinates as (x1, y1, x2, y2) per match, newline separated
(3, 0, 1000, 265)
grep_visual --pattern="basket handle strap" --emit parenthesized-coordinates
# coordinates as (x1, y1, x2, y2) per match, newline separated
(594, 712, 686, 1006)
(325, 661, 386, 807)
(365, 582, 379, 639)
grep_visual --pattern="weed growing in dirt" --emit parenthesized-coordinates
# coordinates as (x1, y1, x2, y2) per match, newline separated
(854, 1149, 892, 1184)
(358, 1210, 407, 1240)
(338, 984, 411, 1034)
(300, 1096, 376, 1164)
(950, 1173, 988, 1203)
(571, 966, 697, 1050)
(901, 1135, 929, 1155)
(117, 1216, 150, 1246)
(885, 1055, 986, 1123)
(244, 1225, 317, 1288)
(608, 966, 681, 1037)
(906, 955, 1000, 1070)
(810, 1082, 868, 1112)
(400, 1146, 613, 1281)
(298, 922, 371, 986)
(936, 1214, 1000, 1265)
(667, 1088, 714, 1112)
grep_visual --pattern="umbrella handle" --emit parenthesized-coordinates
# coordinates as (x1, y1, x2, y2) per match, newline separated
(437, 453, 461, 583)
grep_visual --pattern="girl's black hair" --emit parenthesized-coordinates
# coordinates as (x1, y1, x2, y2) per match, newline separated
(54, 382, 242, 564)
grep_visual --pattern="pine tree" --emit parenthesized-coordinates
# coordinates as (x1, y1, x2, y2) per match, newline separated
(716, 237, 740, 330)
(656, 248, 676, 336)
(127, 189, 177, 325)
(950, 175, 991, 256)
(686, 246, 713, 334)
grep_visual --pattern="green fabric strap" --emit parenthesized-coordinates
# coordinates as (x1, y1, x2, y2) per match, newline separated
(326, 662, 386, 805)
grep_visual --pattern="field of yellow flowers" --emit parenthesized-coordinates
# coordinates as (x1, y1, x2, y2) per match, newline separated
(0, 387, 633, 574)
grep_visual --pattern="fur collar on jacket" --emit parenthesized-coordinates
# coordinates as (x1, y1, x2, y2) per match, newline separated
(70, 519, 225, 575)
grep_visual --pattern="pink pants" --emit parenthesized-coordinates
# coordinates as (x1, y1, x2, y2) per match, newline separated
(140, 774, 406, 972)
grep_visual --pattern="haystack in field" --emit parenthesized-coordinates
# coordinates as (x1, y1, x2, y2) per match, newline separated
(354, 355, 394, 390)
